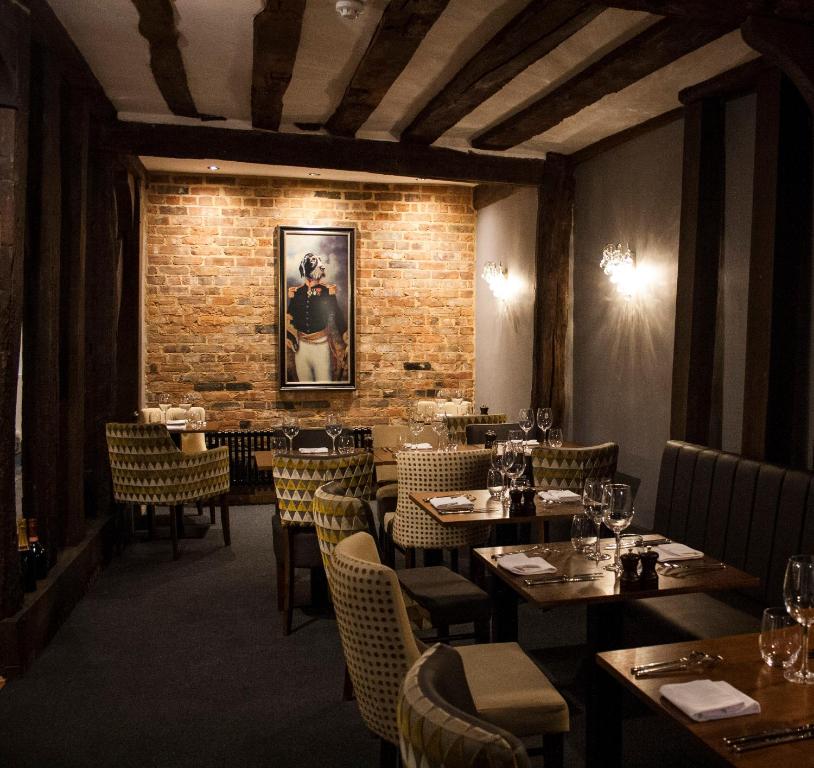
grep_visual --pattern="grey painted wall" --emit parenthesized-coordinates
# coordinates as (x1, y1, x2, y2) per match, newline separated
(474, 187, 538, 421)
(573, 120, 684, 526)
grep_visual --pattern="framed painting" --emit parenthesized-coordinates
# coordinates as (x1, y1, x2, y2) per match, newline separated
(278, 226, 356, 390)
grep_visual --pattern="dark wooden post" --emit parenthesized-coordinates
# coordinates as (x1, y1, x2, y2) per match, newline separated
(0, 0, 29, 618)
(669, 97, 725, 446)
(530, 153, 572, 420)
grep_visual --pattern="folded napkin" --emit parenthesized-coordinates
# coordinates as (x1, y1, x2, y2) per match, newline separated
(428, 495, 474, 512)
(497, 553, 557, 576)
(659, 679, 760, 722)
(522, 439, 539, 446)
(298, 447, 329, 454)
(404, 442, 433, 450)
(654, 542, 704, 561)
(165, 419, 186, 426)
(538, 489, 581, 503)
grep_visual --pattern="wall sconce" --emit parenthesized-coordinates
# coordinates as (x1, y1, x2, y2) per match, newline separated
(481, 261, 509, 300)
(600, 243, 638, 299)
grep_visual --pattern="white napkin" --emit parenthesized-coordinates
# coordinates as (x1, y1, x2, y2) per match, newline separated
(428, 495, 474, 512)
(166, 419, 186, 426)
(497, 553, 557, 576)
(659, 680, 760, 722)
(538, 490, 581, 503)
(404, 442, 433, 450)
(298, 447, 329, 454)
(522, 440, 539, 446)
(655, 543, 704, 561)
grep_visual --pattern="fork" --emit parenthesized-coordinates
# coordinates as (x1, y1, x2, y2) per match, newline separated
(492, 545, 559, 560)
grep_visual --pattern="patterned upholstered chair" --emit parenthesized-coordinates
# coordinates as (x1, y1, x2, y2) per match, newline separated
(105, 423, 230, 559)
(391, 449, 492, 568)
(398, 644, 531, 768)
(464, 422, 521, 444)
(529, 442, 618, 491)
(331, 533, 568, 768)
(271, 450, 374, 635)
(446, 413, 506, 444)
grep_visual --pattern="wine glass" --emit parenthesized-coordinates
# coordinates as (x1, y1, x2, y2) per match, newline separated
(549, 427, 563, 448)
(178, 392, 193, 426)
(536, 407, 552, 445)
(452, 389, 463, 407)
(583, 477, 610, 562)
(783, 555, 814, 684)
(435, 389, 448, 414)
(408, 411, 424, 448)
(518, 408, 534, 443)
(282, 415, 300, 452)
(158, 393, 172, 424)
(430, 413, 447, 450)
(325, 412, 343, 454)
(602, 483, 634, 573)
(503, 442, 526, 490)
(490, 441, 508, 497)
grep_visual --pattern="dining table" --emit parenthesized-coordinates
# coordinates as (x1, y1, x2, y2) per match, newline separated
(597, 632, 814, 767)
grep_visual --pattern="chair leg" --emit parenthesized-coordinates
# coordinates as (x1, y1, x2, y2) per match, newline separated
(474, 618, 490, 644)
(220, 498, 231, 546)
(147, 505, 156, 541)
(450, 547, 459, 573)
(209, 502, 216, 525)
(342, 665, 354, 701)
(170, 505, 180, 560)
(196, 500, 203, 516)
(379, 738, 399, 768)
(542, 732, 564, 768)
(176, 506, 186, 539)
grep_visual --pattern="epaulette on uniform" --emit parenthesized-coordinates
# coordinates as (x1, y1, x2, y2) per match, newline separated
(327, 283, 337, 295)
(288, 285, 298, 297)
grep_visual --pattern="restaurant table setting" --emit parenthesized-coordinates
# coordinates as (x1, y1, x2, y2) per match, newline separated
(538, 489, 581, 503)
(426, 495, 475, 513)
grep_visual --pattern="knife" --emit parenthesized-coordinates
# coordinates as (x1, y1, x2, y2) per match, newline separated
(523, 573, 604, 586)
(724, 723, 814, 747)
(729, 728, 814, 753)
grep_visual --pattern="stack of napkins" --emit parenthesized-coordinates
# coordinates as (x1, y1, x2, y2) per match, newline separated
(298, 447, 329, 454)
(660, 680, 760, 722)
(538, 490, 581, 503)
(404, 442, 433, 450)
(428, 496, 474, 512)
(654, 543, 703, 561)
(165, 419, 186, 430)
(497, 553, 557, 576)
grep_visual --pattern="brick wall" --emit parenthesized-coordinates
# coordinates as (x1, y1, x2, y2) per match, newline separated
(144, 173, 476, 428)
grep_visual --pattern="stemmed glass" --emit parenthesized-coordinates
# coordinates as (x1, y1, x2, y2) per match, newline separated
(431, 413, 447, 450)
(282, 415, 299, 452)
(602, 483, 634, 573)
(536, 407, 552, 445)
(490, 441, 508, 498)
(158, 393, 172, 424)
(518, 409, 534, 443)
(435, 389, 448, 414)
(408, 410, 424, 448)
(783, 555, 814, 684)
(178, 392, 193, 426)
(503, 440, 526, 490)
(325, 412, 342, 454)
(583, 478, 610, 562)
(452, 389, 463, 408)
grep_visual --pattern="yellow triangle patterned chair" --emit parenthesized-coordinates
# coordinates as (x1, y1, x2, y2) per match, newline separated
(530, 442, 619, 492)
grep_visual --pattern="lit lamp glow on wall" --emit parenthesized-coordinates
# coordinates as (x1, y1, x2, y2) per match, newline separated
(600, 243, 639, 299)
(481, 260, 509, 300)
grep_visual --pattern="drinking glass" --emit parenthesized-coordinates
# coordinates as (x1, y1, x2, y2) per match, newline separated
(487, 469, 503, 499)
(503, 443, 526, 489)
(783, 555, 814, 684)
(518, 409, 534, 443)
(601, 483, 634, 574)
(760, 606, 801, 669)
(452, 389, 463, 406)
(435, 389, 447, 414)
(270, 435, 287, 455)
(282, 415, 300, 452)
(325, 412, 343, 454)
(536, 407, 552, 445)
(548, 428, 563, 448)
(337, 434, 355, 454)
(158, 393, 172, 424)
(431, 413, 447, 449)
(178, 392, 193, 426)
(571, 514, 596, 554)
(583, 477, 610, 562)
(408, 412, 424, 448)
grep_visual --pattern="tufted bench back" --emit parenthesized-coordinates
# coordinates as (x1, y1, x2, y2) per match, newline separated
(653, 441, 814, 607)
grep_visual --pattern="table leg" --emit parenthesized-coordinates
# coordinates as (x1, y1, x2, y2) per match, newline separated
(486, 570, 518, 642)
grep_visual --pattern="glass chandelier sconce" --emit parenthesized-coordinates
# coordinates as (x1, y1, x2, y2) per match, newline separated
(481, 260, 509, 300)
(600, 243, 637, 299)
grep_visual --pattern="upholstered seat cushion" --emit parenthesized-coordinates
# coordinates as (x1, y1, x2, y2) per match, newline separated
(397, 566, 490, 626)
(457, 642, 569, 737)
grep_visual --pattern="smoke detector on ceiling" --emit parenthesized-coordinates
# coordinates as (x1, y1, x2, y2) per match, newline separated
(335, 0, 366, 21)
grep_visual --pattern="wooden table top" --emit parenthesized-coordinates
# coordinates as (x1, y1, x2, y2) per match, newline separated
(410, 489, 582, 526)
(597, 633, 814, 766)
(254, 449, 369, 470)
(473, 540, 760, 609)
(373, 444, 487, 466)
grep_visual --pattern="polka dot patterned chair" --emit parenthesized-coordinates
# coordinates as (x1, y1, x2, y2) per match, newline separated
(529, 442, 618, 491)
(105, 423, 230, 559)
(391, 449, 492, 567)
(331, 533, 568, 768)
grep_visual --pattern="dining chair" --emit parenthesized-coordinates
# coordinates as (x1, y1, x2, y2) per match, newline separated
(271, 450, 374, 635)
(398, 643, 531, 768)
(445, 413, 506, 444)
(330, 532, 568, 768)
(530, 442, 619, 492)
(464, 422, 521, 444)
(105, 422, 230, 559)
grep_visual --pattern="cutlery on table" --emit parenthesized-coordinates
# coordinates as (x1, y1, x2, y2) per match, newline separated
(603, 537, 672, 550)
(631, 650, 711, 674)
(631, 653, 723, 678)
(523, 573, 604, 586)
(724, 724, 814, 752)
(658, 562, 726, 571)
(492, 545, 559, 560)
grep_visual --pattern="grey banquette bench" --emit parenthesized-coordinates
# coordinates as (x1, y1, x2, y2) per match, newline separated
(625, 440, 814, 642)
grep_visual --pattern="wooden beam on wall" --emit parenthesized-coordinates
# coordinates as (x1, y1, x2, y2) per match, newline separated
(402, 0, 602, 145)
(472, 17, 731, 151)
(597, 1, 814, 24)
(669, 98, 725, 445)
(106, 120, 548, 185)
(0, 0, 29, 619)
(251, 0, 306, 131)
(530, 154, 572, 419)
(325, 0, 451, 138)
(472, 183, 518, 210)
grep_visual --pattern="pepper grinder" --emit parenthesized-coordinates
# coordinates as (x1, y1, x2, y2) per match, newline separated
(508, 487, 523, 515)
(522, 487, 537, 515)
(639, 549, 659, 586)
(620, 551, 640, 589)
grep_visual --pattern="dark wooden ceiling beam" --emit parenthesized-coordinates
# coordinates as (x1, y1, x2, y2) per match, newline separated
(598, 1, 814, 24)
(678, 56, 770, 104)
(402, 0, 603, 145)
(325, 0, 451, 138)
(131, 0, 200, 119)
(472, 17, 732, 151)
(252, 0, 306, 131)
(106, 120, 546, 185)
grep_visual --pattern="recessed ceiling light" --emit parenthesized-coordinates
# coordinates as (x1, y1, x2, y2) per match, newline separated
(308, 172, 321, 177)
(207, 165, 220, 171)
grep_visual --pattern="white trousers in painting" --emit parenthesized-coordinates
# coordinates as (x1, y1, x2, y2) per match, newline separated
(294, 337, 331, 382)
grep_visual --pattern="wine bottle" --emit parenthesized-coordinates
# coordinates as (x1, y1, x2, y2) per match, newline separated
(27, 518, 48, 580)
(17, 518, 36, 593)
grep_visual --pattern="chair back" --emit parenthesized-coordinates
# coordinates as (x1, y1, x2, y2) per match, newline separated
(530, 443, 618, 492)
(465, 422, 521, 445)
(272, 450, 374, 525)
(393, 449, 492, 550)
(313, 481, 377, 566)
(446, 413, 506, 444)
(398, 643, 530, 768)
(331, 532, 421, 745)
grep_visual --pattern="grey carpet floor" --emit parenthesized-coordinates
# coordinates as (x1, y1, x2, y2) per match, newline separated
(0, 508, 714, 768)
